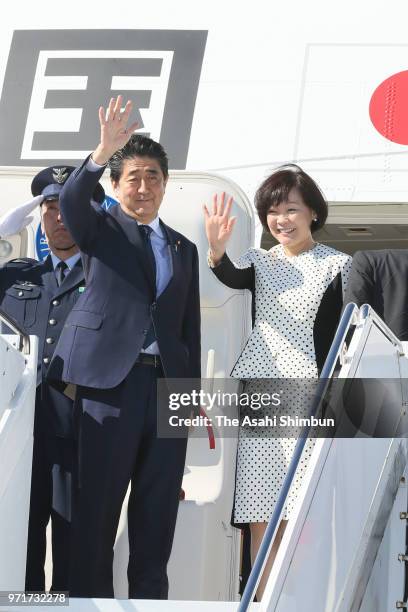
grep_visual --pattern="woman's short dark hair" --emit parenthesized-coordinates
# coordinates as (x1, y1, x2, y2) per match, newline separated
(108, 134, 169, 182)
(255, 164, 328, 233)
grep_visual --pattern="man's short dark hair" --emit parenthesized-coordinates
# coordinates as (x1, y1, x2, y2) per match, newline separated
(255, 164, 328, 234)
(108, 134, 169, 182)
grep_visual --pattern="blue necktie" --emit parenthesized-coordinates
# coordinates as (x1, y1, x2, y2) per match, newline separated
(140, 225, 157, 348)
(140, 225, 157, 282)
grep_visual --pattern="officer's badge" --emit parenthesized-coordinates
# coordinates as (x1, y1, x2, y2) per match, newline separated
(52, 167, 69, 184)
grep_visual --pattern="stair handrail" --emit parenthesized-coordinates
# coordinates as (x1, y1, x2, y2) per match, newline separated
(238, 302, 360, 610)
(359, 303, 404, 355)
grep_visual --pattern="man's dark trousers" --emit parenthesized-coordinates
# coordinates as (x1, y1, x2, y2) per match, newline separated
(25, 386, 74, 591)
(69, 362, 187, 599)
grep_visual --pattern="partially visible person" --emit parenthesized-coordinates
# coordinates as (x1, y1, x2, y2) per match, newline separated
(204, 165, 352, 599)
(0, 166, 104, 592)
(344, 249, 408, 340)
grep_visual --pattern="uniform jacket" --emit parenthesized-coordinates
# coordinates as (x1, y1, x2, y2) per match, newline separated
(0, 255, 85, 436)
(344, 249, 408, 340)
(48, 157, 201, 389)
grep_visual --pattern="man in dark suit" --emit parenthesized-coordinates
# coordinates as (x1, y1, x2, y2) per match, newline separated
(0, 166, 104, 591)
(48, 96, 201, 599)
(344, 249, 408, 340)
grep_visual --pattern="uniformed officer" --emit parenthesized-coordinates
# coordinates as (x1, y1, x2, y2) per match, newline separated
(0, 166, 104, 592)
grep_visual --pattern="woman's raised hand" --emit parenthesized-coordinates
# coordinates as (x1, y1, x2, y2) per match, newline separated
(203, 192, 236, 264)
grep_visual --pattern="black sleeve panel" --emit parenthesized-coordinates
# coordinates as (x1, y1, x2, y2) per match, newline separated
(210, 252, 256, 326)
(313, 271, 344, 373)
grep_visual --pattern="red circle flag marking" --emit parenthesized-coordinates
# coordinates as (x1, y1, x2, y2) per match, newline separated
(369, 70, 408, 145)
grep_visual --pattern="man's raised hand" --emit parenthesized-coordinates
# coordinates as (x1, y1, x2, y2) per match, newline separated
(92, 95, 140, 165)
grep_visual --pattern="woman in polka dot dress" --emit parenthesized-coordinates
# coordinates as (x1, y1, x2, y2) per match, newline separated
(204, 164, 352, 598)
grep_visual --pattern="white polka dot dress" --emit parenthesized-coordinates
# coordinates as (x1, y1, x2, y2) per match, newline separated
(213, 243, 352, 524)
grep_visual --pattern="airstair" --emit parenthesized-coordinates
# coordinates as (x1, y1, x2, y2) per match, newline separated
(1, 302, 408, 611)
(0, 311, 37, 592)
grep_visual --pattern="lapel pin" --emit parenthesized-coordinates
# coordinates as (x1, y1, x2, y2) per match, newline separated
(175, 240, 181, 253)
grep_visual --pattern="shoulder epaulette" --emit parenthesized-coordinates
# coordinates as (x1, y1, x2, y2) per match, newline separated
(3, 257, 38, 268)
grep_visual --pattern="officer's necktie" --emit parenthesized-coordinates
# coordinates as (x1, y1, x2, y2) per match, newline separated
(56, 261, 68, 286)
(139, 225, 157, 348)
